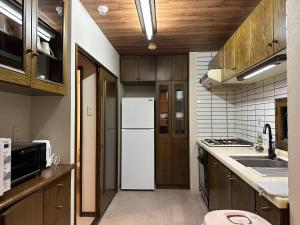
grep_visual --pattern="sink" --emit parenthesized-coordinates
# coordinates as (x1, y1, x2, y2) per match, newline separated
(230, 156, 288, 168)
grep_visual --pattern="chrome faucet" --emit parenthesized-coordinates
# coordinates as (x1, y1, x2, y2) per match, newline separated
(263, 123, 277, 160)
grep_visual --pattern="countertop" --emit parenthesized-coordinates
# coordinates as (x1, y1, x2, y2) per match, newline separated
(197, 138, 288, 209)
(0, 164, 74, 212)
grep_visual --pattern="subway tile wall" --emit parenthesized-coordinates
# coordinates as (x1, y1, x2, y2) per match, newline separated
(195, 52, 287, 145)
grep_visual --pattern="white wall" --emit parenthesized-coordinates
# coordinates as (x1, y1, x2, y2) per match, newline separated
(0, 92, 31, 142)
(287, 0, 300, 224)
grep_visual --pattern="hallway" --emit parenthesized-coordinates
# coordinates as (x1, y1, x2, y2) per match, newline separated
(98, 190, 207, 225)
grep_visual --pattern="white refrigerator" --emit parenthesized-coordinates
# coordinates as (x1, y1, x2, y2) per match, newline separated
(121, 98, 155, 190)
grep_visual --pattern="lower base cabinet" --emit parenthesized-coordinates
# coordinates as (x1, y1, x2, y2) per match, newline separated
(0, 190, 44, 225)
(207, 153, 288, 225)
(0, 172, 71, 225)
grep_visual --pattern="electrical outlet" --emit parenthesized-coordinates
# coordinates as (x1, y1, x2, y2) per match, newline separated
(87, 105, 94, 116)
(13, 126, 21, 142)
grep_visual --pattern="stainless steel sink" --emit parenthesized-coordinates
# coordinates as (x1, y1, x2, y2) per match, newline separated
(230, 156, 288, 168)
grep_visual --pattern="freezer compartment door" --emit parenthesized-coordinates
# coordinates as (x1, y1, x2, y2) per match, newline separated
(122, 98, 154, 129)
(121, 129, 155, 190)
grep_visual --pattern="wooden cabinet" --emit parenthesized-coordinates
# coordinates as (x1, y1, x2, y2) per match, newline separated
(223, 36, 236, 81)
(0, 190, 43, 225)
(208, 154, 231, 211)
(273, 0, 287, 53)
(44, 174, 71, 225)
(120, 56, 155, 82)
(156, 139, 173, 185)
(235, 18, 251, 74)
(172, 139, 189, 186)
(250, 0, 274, 66)
(171, 55, 188, 81)
(0, 0, 68, 95)
(156, 56, 172, 81)
(231, 174, 256, 212)
(256, 194, 288, 225)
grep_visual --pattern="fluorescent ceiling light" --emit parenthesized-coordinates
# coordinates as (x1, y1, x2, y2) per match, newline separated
(0, 1, 54, 41)
(243, 64, 276, 80)
(135, 0, 157, 41)
(237, 54, 287, 81)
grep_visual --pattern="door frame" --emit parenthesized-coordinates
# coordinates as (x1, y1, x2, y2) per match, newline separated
(74, 44, 119, 225)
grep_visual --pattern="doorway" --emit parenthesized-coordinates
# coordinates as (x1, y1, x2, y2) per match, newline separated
(75, 46, 118, 225)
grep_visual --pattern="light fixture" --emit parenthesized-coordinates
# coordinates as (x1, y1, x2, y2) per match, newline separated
(237, 54, 287, 81)
(135, 0, 157, 40)
(98, 5, 109, 16)
(0, 1, 54, 41)
(148, 42, 157, 50)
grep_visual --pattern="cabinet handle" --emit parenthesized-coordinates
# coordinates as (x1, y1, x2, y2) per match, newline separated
(272, 39, 279, 44)
(32, 51, 40, 57)
(260, 206, 269, 211)
(56, 205, 64, 209)
(266, 42, 273, 47)
(228, 177, 237, 180)
(57, 183, 64, 188)
(26, 49, 39, 56)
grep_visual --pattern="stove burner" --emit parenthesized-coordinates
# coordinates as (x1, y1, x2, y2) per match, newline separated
(202, 138, 252, 147)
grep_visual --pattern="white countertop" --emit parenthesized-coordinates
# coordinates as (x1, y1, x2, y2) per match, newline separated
(197, 138, 289, 209)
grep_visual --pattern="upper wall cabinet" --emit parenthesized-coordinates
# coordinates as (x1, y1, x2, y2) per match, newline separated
(121, 56, 155, 82)
(224, 36, 235, 81)
(0, 0, 68, 95)
(0, 0, 31, 86)
(156, 56, 172, 81)
(235, 18, 251, 75)
(273, 0, 287, 53)
(250, 0, 274, 66)
(171, 55, 188, 81)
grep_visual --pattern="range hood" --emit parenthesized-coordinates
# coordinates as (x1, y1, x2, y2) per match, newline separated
(199, 69, 222, 88)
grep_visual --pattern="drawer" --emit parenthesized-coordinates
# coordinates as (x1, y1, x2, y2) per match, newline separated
(44, 173, 71, 225)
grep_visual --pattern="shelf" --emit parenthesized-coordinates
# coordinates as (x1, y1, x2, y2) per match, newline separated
(38, 49, 58, 60)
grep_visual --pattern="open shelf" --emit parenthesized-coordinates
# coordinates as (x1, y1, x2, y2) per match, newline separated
(38, 49, 58, 60)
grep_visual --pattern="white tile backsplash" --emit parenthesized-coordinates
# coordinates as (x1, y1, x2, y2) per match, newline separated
(195, 52, 287, 145)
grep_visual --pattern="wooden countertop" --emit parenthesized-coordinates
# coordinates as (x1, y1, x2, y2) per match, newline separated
(0, 164, 74, 212)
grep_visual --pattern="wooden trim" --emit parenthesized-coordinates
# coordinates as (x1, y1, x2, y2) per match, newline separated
(275, 97, 288, 151)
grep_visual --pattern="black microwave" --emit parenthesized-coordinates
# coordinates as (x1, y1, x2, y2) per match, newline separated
(11, 142, 46, 186)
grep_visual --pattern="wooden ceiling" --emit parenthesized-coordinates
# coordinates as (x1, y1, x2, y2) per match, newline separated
(80, 0, 261, 55)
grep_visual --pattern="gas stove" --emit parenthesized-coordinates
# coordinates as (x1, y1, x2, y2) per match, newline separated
(201, 138, 253, 147)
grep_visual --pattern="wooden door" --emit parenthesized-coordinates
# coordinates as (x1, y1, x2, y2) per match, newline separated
(138, 57, 155, 81)
(0, 190, 43, 225)
(98, 68, 118, 217)
(156, 56, 172, 81)
(172, 81, 188, 139)
(171, 55, 188, 81)
(156, 138, 173, 186)
(208, 154, 231, 211)
(250, 0, 274, 66)
(235, 18, 251, 74)
(172, 139, 189, 187)
(256, 194, 288, 225)
(156, 81, 172, 138)
(231, 174, 256, 212)
(224, 35, 236, 81)
(44, 174, 71, 225)
(273, 0, 287, 52)
(120, 56, 139, 82)
(0, 0, 31, 86)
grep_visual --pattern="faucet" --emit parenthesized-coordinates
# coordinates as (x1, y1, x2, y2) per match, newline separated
(263, 123, 277, 160)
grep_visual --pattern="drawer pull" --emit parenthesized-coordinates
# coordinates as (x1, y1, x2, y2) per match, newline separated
(228, 177, 237, 180)
(56, 205, 63, 209)
(57, 183, 64, 188)
(260, 206, 269, 211)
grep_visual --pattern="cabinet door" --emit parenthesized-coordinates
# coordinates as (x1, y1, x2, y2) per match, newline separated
(172, 139, 189, 187)
(273, 0, 287, 53)
(0, 190, 43, 225)
(250, 0, 274, 66)
(156, 56, 172, 81)
(235, 18, 251, 74)
(172, 81, 188, 139)
(121, 56, 139, 82)
(208, 154, 231, 211)
(223, 35, 236, 81)
(138, 57, 155, 81)
(231, 174, 256, 212)
(256, 194, 288, 225)
(171, 55, 188, 81)
(156, 138, 173, 186)
(31, 0, 67, 95)
(0, 0, 31, 86)
(156, 81, 172, 138)
(44, 174, 71, 225)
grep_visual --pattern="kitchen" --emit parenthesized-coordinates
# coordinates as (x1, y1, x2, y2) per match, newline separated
(0, 0, 299, 225)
